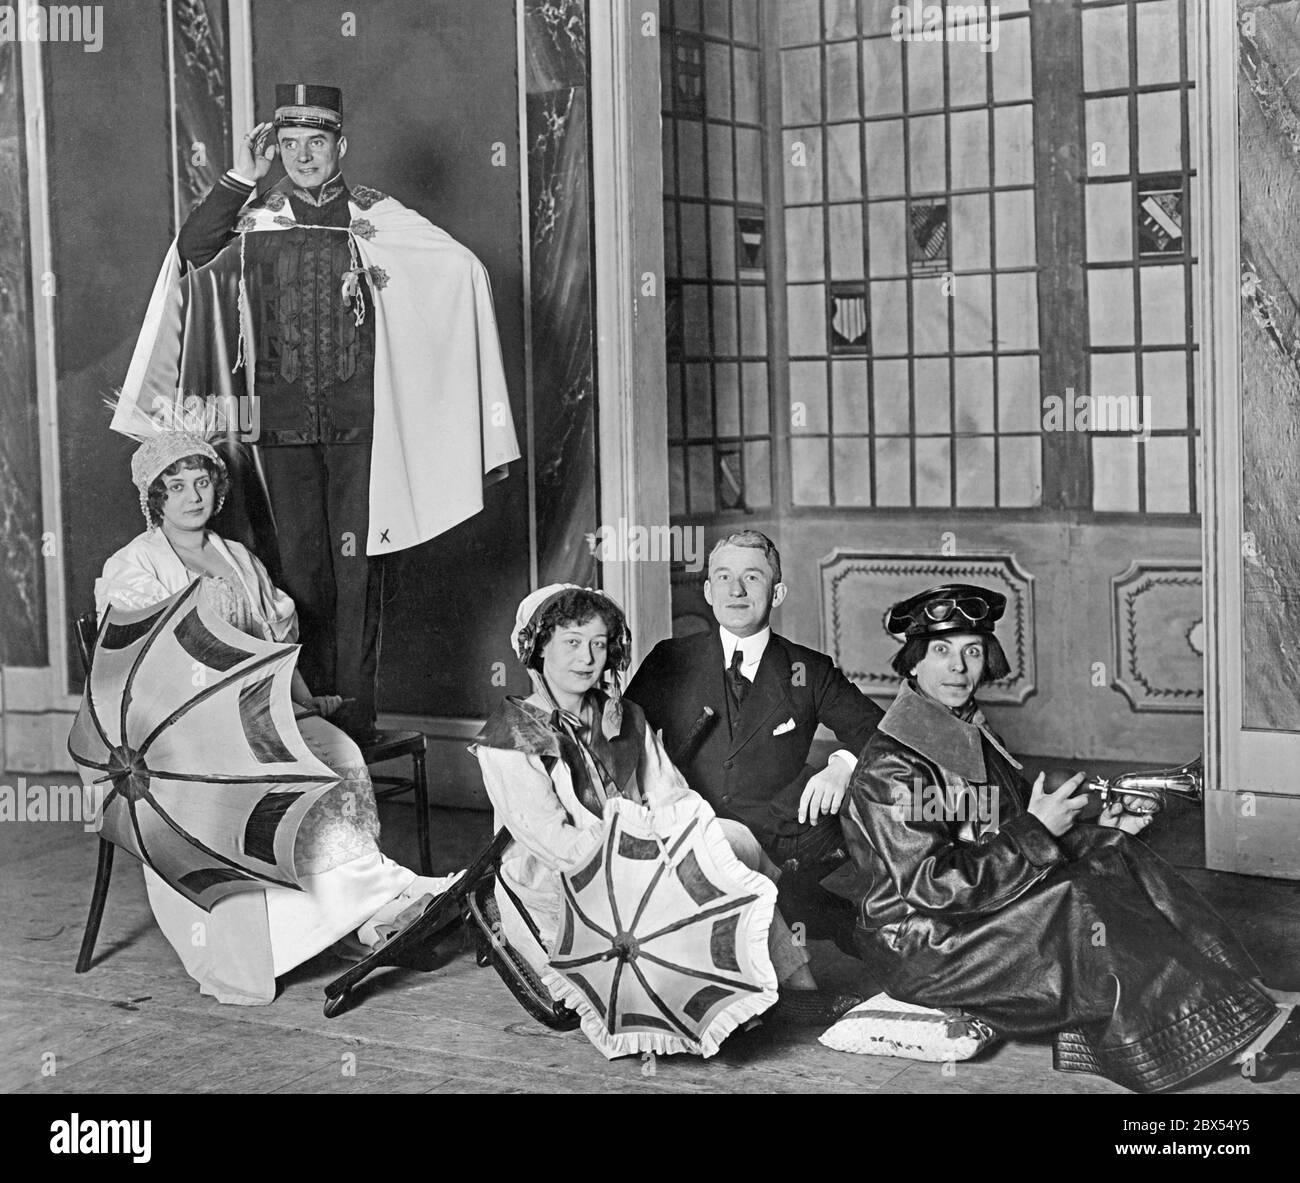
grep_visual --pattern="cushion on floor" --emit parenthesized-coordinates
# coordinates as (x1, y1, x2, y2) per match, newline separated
(819, 991, 996, 1062)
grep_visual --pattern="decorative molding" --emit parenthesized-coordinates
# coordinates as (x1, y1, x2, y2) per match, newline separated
(818, 551, 1037, 706)
(1110, 561, 1204, 713)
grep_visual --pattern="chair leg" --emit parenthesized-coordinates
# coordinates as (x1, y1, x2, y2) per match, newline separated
(75, 837, 115, 973)
(414, 748, 432, 876)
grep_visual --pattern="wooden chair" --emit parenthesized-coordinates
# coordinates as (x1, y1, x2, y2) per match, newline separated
(71, 607, 433, 973)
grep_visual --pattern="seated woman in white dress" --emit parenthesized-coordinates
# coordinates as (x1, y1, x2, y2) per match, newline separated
(95, 422, 452, 1004)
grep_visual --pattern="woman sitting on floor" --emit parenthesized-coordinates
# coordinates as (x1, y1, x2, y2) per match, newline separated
(837, 582, 1300, 1092)
(95, 411, 453, 1004)
(472, 583, 861, 1035)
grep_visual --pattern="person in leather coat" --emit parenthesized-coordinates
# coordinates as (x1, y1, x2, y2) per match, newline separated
(836, 583, 1300, 1092)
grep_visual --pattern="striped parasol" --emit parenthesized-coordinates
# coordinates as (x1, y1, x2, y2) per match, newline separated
(68, 581, 340, 911)
(543, 795, 778, 1059)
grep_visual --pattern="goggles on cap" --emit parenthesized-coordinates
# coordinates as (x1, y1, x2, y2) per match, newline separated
(922, 596, 995, 626)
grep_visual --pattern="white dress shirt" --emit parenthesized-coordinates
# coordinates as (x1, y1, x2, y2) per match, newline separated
(718, 626, 855, 773)
(719, 625, 770, 683)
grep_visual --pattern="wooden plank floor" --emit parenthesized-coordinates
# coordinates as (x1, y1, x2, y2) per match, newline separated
(3, 788, 1298, 1095)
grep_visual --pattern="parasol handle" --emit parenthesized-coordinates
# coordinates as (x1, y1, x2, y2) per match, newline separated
(672, 706, 717, 766)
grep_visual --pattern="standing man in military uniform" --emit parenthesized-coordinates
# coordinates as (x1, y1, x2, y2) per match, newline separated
(120, 83, 520, 744)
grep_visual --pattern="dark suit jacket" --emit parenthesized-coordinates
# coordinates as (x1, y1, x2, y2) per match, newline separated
(625, 630, 884, 848)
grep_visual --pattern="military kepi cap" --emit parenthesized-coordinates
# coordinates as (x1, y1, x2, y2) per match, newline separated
(884, 583, 1007, 639)
(274, 83, 342, 131)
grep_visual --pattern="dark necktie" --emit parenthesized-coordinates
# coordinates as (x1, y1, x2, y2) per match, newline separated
(726, 648, 749, 713)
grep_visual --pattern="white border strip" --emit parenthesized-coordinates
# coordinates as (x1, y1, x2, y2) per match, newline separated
(21, 35, 74, 709)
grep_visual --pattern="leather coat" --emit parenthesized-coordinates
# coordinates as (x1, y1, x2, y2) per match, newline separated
(837, 681, 1275, 1093)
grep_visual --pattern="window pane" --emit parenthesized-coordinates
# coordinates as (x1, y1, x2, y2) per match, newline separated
(826, 42, 859, 121)
(994, 103, 1035, 185)
(871, 280, 910, 355)
(1082, 5, 1130, 90)
(683, 283, 709, 353)
(788, 283, 827, 355)
(789, 360, 830, 432)
(744, 439, 771, 507)
(1136, 0, 1181, 86)
(824, 0, 858, 40)
(707, 40, 732, 121)
(710, 205, 736, 280)
(778, 0, 820, 46)
(736, 284, 764, 356)
(782, 47, 821, 124)
(680, 202, 708, 277)
(1140, 265, 1186, 345)
(669, 446, 687, 515)
(734, 47, 761, 123)
(953, 273, 994, 352)
(995, 189, 1037, 267)
(997, 354, 1041, 432)
(680, 120, 706, 199)
(911, 277, 950, 356)
(712, 285, 738, 355)
(950, 108, 990, 190)
(832, 359, 871, 433)
(950, 193, 992, 271)
(998, 435, 1042, 506)
(909, 113, 947, 194)
(873, 359, 911, 433)
(862, 36, 904, 115)
(1086, 181, 1133, 262)
(874, 438, 912, 505)
(1085, 96, 1131, 177)
(791, 436, 831, 504)
(784, 127, 823, 203)
(708, 123, 734, 201)
(996, 273, 1039, 349)
(743, 361, 769, 434)
(868, 200, 909, 276)
(914, 357, 951, 434)
(827, 122, 862, 200)
(1138, 90, 1183, 173)
(955, 436, 995, 506)
(916, 438, 952, 506)
(1143, 350, 1189, 430)
(1088, 268, 1135, 346)
(1143, 436, 1189, 512)
(833, 437, 873, 506)
(716, 362, 741, 436)
(947, 37, 987, 107)
(954, 356, 994, 432)
(828, 203, 865, 278)
(735, 127, 763, 202)
(864, 119, 906, 197)
(689, 444, 716, 513)
(992, 15, 1033, 103)
(786, 207, 825, 281)
(685, 363, 712, 437)
(1092, 437, 1139, 511)
(906, 37, 945, 111)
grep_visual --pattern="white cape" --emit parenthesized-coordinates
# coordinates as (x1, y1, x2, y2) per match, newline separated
(114, 185, 521, 555)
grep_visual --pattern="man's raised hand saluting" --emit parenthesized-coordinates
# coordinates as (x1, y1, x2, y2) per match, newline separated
(234, 121, 278, 182)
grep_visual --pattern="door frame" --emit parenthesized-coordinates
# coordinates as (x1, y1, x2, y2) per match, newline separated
(1200, 0, 1300, 878)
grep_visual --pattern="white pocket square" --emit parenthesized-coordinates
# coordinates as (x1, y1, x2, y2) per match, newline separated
(772, 718, 796, 736)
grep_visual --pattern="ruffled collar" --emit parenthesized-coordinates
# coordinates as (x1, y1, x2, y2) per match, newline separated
(878, 680, 1021, 783)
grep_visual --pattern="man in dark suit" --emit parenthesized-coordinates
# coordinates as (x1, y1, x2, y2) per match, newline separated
(626, 531, 883, 943)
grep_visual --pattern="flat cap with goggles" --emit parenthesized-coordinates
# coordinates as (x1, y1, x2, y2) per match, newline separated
(884, 583, 1006, 640)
